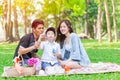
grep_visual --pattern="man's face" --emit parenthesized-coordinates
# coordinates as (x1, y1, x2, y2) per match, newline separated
(33, 24, 44, 37)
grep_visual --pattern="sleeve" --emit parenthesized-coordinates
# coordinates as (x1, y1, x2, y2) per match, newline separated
(20, 35, 30, 48)
(70, 33, 81, 60)
(70, 33, 91, 66)
(13, 35, 30, 58)
(20, 34, 38, 54)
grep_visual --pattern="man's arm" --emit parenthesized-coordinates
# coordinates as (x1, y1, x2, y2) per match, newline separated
(18, 41, 39, 55)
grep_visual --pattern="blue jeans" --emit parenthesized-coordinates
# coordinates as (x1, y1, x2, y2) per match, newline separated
(42, 62, 60, 70)
(19, 59, 28, 66)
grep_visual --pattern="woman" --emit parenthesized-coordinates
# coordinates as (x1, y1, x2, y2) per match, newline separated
(56, 20, 90, 69)
(13, 19, 44, 66)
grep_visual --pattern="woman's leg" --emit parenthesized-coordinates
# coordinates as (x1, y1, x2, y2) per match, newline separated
(59, 60, 82, 69)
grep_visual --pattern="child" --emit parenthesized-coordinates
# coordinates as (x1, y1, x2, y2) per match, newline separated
(38, 27, 64, 75)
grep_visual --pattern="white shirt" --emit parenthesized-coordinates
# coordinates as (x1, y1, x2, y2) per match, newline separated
(39, 40, 61, 64)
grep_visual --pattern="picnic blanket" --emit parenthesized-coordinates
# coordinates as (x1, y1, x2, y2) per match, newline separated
(2, 62, 120, 77)
(36, 62, 120, 76)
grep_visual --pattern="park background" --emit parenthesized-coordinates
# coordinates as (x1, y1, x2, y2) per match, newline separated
(0, 0, 120, 80)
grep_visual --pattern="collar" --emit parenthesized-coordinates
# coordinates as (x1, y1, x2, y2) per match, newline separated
(46, 40, 55, 45)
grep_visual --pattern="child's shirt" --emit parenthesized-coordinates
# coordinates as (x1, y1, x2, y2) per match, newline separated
(39, 40, 61, 64)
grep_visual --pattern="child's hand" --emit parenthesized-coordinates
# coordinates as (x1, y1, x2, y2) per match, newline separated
(38, 34, 45, 42)
(34, 41, 40, 49)
(52, 49, 61, 58)
(52, 49, 56, 54)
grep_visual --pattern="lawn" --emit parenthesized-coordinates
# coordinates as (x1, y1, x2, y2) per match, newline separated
(0, 40, 120, 80)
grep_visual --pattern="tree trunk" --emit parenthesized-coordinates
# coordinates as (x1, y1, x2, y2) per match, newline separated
(93, 18, 97, 39)
(112, 0, 118, 42)
(78, 16, 83, 32)
(13, 1, 20, 40)
(104, 0, 112, 42)
(7, 0, 13, 42)
(3, 0, 8, 41)
(22, 2, 27, 35)
(96, 0, 102, 43)
(85, 0, 89, 36)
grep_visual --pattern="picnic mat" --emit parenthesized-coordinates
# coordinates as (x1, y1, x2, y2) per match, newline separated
(2, 62, 120, 77)
(36, 62, 120, 76)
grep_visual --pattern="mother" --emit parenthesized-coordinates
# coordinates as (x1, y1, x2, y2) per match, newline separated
(56, 20, 90, 69)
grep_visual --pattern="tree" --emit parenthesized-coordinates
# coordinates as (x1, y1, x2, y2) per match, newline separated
(96, 0, 102, 43)
(85, 0, 89, 36)
(87, 1, 98, 38)
(16, 0, 34, 35)
(104, 0, 112, 42)
(2, 0, 8, 41)
(112, 0, 118, 42)
(13, 0, 20, 40)
(7, 0, 13, 42)
(2, 0, 13, 42)
(21, 1, 27, 35)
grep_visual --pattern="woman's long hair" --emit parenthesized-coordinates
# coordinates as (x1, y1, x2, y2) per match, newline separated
(56, 20, 73, 48)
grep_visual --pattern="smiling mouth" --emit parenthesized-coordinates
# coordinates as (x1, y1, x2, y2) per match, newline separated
(62, 31, 66, 33)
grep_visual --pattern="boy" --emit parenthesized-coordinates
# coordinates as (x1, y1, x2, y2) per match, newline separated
(38, 27, 64, 75)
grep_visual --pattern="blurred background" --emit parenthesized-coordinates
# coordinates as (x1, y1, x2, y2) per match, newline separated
(0, 0, 120, 43)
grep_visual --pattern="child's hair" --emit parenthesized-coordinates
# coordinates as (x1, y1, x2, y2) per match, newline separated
(45, 27, 56, 35)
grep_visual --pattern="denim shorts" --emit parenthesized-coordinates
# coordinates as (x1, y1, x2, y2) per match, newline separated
(41, 62, 60, 70)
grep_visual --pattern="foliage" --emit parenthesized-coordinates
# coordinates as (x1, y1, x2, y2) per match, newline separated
(88, 2, 98, 23)
(0, 40, 120, 79)
(1, 0, 120, 41)
(15, 0, 35, 16)
(0, 2, 2, 17)
(114, 0, 120, 30)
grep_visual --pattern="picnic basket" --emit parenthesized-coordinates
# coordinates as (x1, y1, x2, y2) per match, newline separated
(2, 55, 36, 78)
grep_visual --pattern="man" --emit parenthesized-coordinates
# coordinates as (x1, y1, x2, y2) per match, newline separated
(13, 19, 44, 66)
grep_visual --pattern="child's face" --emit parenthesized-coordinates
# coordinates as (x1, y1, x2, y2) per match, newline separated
(46, 31, 56, 42)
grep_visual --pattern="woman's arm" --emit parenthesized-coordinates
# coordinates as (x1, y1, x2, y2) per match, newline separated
(70, 33, 81, 60)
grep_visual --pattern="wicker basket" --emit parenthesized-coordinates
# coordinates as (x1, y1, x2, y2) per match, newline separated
(2, 56, 36, 78)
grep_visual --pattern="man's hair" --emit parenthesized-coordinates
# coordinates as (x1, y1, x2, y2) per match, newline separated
(31, 19, 44, 28)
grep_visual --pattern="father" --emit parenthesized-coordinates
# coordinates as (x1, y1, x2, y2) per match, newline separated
(13, 19, 44, 66)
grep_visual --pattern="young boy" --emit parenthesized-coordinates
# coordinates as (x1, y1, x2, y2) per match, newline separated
(38, 27, 64, 75)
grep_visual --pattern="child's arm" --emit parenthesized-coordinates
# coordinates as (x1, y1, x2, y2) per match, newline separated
(38, 35, 42, 44)
(37, 34, 45, 50)
(36, 34, 43, 50)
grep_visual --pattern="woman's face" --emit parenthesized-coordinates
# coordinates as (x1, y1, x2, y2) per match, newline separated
(33, 24, 44, 37)
(60, 22, 69, 35)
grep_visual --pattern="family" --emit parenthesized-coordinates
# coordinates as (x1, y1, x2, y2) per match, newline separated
(13, 19, 91, 75)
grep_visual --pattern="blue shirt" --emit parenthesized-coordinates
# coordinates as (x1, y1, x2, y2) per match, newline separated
(61, 33, 90, 66)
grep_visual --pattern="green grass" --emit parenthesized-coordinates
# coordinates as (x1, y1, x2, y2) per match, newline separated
(0, 40, 120, 80)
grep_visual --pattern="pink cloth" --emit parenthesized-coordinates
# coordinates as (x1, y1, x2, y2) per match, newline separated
(27, 58, 39, 66)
